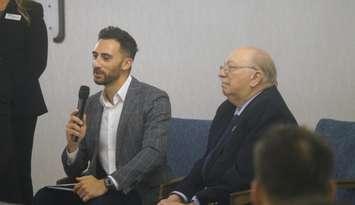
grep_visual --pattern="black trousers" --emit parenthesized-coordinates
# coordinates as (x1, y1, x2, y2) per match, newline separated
(33, 187, 142, 205)
(0, 116, 37, 205)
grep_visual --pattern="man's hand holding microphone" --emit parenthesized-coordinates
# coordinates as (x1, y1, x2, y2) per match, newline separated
(63, 86, 109, 202)
(66, 111, 87, 153)
(66, 85, 89, 153)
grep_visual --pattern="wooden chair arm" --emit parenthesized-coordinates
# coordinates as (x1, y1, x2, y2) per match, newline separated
(230, 190, 251, 205)
(159, 177, 252, 205)
(336, 179, 355, 189)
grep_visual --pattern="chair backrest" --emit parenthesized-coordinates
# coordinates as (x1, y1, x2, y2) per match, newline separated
(167, 117, 212, 177)
(315, 118, 355, 204)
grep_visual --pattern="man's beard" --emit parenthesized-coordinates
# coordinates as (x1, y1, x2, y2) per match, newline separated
(93, 62, 122, 85)
(94, 72, 118, 85)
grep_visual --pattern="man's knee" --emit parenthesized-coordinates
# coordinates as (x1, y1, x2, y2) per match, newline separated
(86, 193, 120, 205)
(86, 190, 141, 205)
(33, 187, 81, 205)
(33, 187, 54, 204)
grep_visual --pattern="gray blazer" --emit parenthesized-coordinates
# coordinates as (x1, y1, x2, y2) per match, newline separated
(62, 77, 171, 204)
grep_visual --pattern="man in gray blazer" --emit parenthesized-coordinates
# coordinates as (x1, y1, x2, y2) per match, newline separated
(34, 26, 171, 205)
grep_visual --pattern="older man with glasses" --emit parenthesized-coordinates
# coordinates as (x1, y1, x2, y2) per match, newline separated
(158, 47, 297, 205)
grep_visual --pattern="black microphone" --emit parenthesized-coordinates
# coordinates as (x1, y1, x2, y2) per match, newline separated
(73, 85, 90, 142)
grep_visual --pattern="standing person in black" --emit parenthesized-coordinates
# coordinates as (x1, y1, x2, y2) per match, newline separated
(158, 47, 297, 205)
(0, 0, 48, 204)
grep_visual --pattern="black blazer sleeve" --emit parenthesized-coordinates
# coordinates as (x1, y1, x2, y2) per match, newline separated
(26, 1, 48, 79)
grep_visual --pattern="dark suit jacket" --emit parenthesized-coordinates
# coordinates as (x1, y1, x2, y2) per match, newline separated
(0, 0, 47, 117)
(175, 86, 297, 204)
(62, 77, 171, 205)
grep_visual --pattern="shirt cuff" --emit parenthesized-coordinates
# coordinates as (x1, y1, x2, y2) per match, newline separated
(191, 196, 200, 205)
(108, 175, 119, 190)
(170, 191, 189, 203)
(66, 147, 78, 165)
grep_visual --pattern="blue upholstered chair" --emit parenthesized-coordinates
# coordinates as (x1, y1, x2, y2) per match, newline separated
(315, 118, 355, 205)
(160, 118, 251, 205)
(163, 118, 355, 205)
(167, 118, 212, 178)
(159, 118, 212, 198)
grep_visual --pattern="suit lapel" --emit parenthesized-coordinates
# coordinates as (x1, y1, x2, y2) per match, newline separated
(208, 102, 236, 150)
(90, 94, 104, 143)
(0, 0, 26, 54)
(222, 87, 275, 151)
(222, 115, 246, 156)
(0, 0, 15, 40)
(88, 93, 104, 175)
(115, 77, 141, 162)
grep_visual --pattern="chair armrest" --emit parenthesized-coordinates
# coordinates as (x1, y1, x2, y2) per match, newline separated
(56, 176, 77, 185)
(159, 177, 185, 200)
(230, 190, 251, 205)
(336, 179, 355, 189)
(160, 177, 252, 205)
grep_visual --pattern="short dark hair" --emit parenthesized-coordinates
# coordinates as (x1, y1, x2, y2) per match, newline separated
(254, 125, 334, 202)
(98, 26, 138, 60)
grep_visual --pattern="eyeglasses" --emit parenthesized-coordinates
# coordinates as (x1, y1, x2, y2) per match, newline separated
(219, 64, 257, 74)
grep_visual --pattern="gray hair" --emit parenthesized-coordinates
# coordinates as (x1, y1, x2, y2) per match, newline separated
(252, 48, 278, 86)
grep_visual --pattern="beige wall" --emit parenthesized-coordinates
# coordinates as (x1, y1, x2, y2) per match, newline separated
(32, 0, 355, 192)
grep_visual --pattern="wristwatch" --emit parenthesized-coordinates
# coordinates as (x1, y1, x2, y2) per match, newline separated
(103, 177, 116, 191)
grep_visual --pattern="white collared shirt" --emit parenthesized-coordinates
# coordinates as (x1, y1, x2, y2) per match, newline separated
(234, 90, 261, 116)
(66, 76, 132, 188)
(98, 75, 132, 175)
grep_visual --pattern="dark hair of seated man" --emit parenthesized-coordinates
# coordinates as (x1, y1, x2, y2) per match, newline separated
(251, 125, 335, 205)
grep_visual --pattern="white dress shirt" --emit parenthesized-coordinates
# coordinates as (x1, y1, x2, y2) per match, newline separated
(67, 75, 132, 189)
